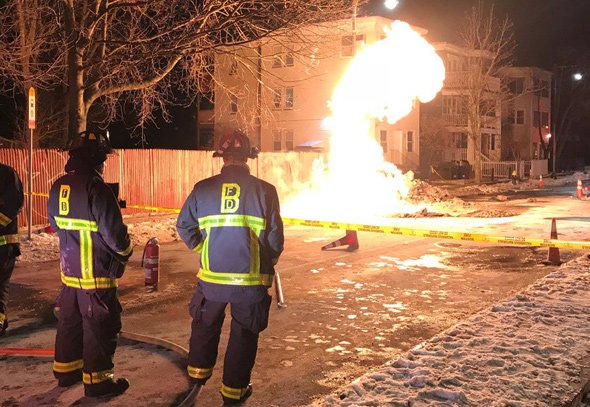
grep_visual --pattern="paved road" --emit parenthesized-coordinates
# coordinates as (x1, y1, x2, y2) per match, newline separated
(3, 190, 588, 406)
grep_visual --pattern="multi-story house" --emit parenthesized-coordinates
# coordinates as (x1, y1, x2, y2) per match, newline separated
(500, 67, 552, 161)
(205, 16, 423, 172)
(420, 42, 502, 171)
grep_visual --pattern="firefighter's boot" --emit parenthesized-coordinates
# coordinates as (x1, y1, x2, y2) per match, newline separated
(222, 384, 253, 405)
(58, 371, 82, 387)
(85, 378, 130, 398)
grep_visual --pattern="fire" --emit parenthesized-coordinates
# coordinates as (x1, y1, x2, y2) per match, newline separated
(282, 21, 445, 222)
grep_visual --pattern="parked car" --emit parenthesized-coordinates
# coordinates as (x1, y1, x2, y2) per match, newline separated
(433, 160, 472, 180)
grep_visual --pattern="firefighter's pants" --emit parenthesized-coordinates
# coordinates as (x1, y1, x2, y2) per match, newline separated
(188, 287, 272, 390)
(0, 245, 18, 326)
(53, 286, 122, 386)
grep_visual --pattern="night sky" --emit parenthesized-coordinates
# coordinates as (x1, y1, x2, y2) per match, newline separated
(370, 0, 590, 69)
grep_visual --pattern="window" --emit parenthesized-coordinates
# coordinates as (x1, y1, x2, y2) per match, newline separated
(508, 78, 524, 94)
(516, 110, 525, 125)
(285, 51, 294, 67)
(407, 131, 414, 153)
(285, 87, 294, 110)
(541, 112, 549, 128)
(272, 45, 283, 68)
(379, 130, 387, 153)
(198, 125, 214, 149)
(490, 134, 496, 151)
(273, 130, 282, 151)
(454, 132, 467, 149)
(273, 88, 282, 110)
(272, 46, 294, 68)
(285, 130, 294, 151)
(341, 34, 365, 57)
(230, 94, 238, 114)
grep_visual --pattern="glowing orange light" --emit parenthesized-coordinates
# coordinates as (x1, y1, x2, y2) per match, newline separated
(283, 21, 445, 222)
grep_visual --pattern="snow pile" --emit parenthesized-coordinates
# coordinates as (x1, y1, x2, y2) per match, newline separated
(17, 233, 60, 263)
(17, 214, 180, 263)
(455, 171, 589, 197)
(321, 254, 590, 406)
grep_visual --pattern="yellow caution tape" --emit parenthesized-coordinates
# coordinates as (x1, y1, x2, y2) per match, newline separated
(282, 218, 590, 250)
(26, 192, 50, 198)
(31, 195, 590, 251)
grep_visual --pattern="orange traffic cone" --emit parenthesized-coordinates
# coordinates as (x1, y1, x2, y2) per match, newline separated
(576, 178, 584, 199)
(538, 175, 544, 189)
(321, 230, 359, 251)
(543, 218, 562, 266)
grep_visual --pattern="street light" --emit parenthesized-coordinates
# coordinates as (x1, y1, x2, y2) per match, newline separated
(384, 0, 399, 10)
(552, 67, 584, 174)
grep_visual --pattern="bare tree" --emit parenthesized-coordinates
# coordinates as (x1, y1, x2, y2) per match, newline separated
(0, 0, 63, 145)
(419, 113, 450, 177)
(459, 2, 515, 182)
(54, 0, 357, 142)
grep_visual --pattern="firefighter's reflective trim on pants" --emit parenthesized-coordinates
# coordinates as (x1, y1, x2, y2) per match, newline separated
(53, 216, 98, 232)
(221, 383, 250, 400)
(83, 369, 114, 384)
(187, 365, 213, 380)
(53, 359, 83, 373)
(0, 234, 19, 246)
(0, 212, 11, 227)
(0, 311, 5, 325)
(61, 272, 118, 290)
(116, 241, 133, 257)
(197, 268, 273, 286)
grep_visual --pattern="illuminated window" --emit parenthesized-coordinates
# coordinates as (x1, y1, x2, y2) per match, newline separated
(380, 130, 387, 153)
(230, 94, 238, 114)
(285, 130, 294, 151)
(273, 130, 282, 151)
(407, 131, 414, 152)
(285, 87, 294, 110)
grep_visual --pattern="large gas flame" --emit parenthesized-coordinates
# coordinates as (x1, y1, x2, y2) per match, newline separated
(282, 21, 445, 222)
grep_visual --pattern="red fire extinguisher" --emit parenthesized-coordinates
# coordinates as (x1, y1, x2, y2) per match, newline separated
(141, 237, 160, 291)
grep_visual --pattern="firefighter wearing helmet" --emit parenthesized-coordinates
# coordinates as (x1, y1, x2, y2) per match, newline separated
(177, 129, 284, 405)
(47, 130, 132, 397)
(0, 163, 24, 336)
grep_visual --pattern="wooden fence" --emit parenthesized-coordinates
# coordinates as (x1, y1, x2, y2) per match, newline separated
(0, 149, 324, 227)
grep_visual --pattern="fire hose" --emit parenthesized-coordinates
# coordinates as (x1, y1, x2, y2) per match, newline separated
(0, 331, 200, 407)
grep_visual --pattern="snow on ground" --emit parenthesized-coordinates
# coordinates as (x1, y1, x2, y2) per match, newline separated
(17, 213, 180, 263)
(319, 254, 590, 406)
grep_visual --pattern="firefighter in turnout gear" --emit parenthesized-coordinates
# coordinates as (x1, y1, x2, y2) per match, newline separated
(177, 129, 284, 405)
(48, 130, 132, 397)
(0, 164, 24, 336)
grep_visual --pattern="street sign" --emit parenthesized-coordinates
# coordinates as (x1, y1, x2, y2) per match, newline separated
(28, 87, 36, 129)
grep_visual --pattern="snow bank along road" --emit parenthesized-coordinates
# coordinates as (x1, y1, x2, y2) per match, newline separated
(320, 254, 590, 406)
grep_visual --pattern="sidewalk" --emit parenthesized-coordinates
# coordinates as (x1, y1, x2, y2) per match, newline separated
(320, 254, 590, 406)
